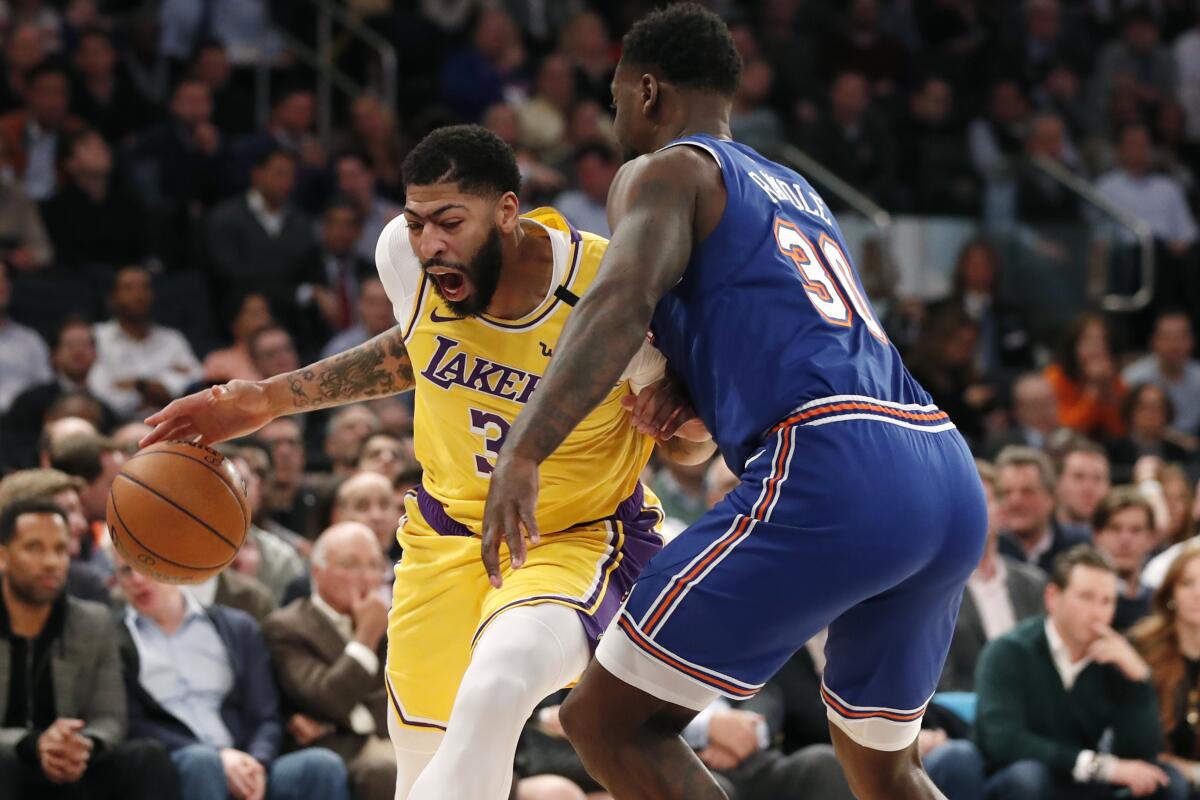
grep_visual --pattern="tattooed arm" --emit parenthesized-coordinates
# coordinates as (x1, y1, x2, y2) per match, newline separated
(480, 146, 723, 586)
(141, 326, 414, 447)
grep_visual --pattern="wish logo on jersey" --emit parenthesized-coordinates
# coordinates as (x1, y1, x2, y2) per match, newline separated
(420, 334, 543, 404)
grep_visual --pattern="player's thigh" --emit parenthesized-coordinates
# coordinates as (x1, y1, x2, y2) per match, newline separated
(386, 529, 489, 730)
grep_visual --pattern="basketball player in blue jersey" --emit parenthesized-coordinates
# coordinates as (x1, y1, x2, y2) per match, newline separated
(483, 5, 988, 799)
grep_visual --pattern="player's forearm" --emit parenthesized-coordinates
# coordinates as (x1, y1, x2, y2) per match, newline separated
(504, 286, 656, 464)
(263, 326, 414, 417)
(658, 436, 717, 466)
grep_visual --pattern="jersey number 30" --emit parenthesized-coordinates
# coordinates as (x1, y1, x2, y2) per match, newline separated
(774, 217, 887, 342)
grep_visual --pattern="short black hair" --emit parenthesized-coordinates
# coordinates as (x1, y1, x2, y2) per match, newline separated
(0, 498, 68, 546)
(252, 146, 297, 170)
(27, 59, 70, 87)
(620, 3, 742, 96)
(402, 124, 520, 197)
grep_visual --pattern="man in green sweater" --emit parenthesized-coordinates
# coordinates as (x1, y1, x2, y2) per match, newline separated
(975, 544, 1187, 799)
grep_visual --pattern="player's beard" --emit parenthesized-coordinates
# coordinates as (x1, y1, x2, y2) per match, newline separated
(423, 226, 504, 318)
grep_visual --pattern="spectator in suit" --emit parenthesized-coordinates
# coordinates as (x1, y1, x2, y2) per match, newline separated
(183, 567, 276, 626)
(114, 551, 350, 800)
(1093, 487, 1158, 631)
(0, 469, 110, 606)
(1132, 545, 1200, 788)
(126, 78, 229, 270)
(321, 278, 396, 361)
(2, 317, 117, 469)
(264, 523, 394, 800)
(187, 42, 254, 137)
(205, 148, 320, 326)
(975, 545, 1187, 799)
(39, 128, 144, 271)
(0, 23, 47, 115)
(70, 28, 156, 146)
(940, 460, 1046, 691)
(88, 266, 202, 420)
(259, 418, 323, 541)
(231, 86, 327, 209)
(1055, 439, 1112, 534)
(996, 446, 1091, 574)
(0, 499, 176, 800)
(303, 200, 373, 344)
(333, 152, 400, 264)
(0, 260, 52, 413)
(0, 60, 83, 200)
(984, 373, 1062, 457)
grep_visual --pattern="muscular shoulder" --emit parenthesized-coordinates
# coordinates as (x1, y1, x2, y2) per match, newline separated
(608, 145, 724, 237)
(374, 214, 423, 331)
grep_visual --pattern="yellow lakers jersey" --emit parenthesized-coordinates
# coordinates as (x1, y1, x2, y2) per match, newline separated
(375, 207, 659, 534)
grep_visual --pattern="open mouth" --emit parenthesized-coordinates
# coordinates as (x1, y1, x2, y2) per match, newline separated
(426, 266, 473, 303)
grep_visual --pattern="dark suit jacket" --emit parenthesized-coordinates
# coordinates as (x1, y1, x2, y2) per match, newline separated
(998, 521, 1091, 575)
(204, 194, 320, 322)
(1, 380, 119, 468)
(0, 595, 126, 751)
(262, 598, 387, 761)
(118, 604, 283, 765)
(939, 555, 1046, 691)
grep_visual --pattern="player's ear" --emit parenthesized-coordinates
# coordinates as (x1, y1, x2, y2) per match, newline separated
(641, 74, 659, 116)
(496, 191, 521, 233)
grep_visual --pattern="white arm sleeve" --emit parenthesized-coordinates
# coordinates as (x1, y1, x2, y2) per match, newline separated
(620, 336, 667, 393)
(374, 214, 423, 334)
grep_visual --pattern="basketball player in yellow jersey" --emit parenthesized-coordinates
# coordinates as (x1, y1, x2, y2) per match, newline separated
(140, 124, 715, 800)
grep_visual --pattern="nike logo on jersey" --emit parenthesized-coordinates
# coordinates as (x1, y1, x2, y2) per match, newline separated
(430, 308, 463, 323)
(539, 342, 553, 357)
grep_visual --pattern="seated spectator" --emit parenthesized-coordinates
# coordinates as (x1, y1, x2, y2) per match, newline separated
(126, 78, 229, 269)
(439, 7, 531, 123)
(897, 76, 979, 216)
(1, 316, 116, 469)
(0, 60, 83, 200)
(996, 446, 1091, 573)
(0, 155, 53, 270)
(184, 566, 276, 626)
(304, 199, 373, 342)
(0, 499, 176, 800)
(338, 95, 405, 202)
(0, 468, 110, 605)
(232, 86, 326, 209)
(333, 152, 400, 263)
(929, 239, 1034, 380)
(967, 80, 1030, 215)
(46, 431, 124, 567)
(248, 325, 300, 381)
(69, 27, 157, 146)
(1156, 464, 1197, 550)
(1107, 384, 1196, 482)
(1015, 112, 1082, 221)
(1093, 486, 1158, 631)
(941, 460, 1046, 691)
(1140, 479, 1200, 591)
(984, 373, 1062, 457)
(355, 433, 414, 488)
(187, 41, 254, 137)
(39, 127, 144, 270)
(729, 58, 784, 156)
(202, 292, 272, 383)
(0, 260, 52, 413)
(114, 552, 349, 800)
(975, 544, 1188, 800)
(551, 142, 617, 238)
(259, 418, 323, 541)
(1123, 310, 1200, 435)
(1090, 10, 1177, 132)
(225, 450, 306, 605)
(264, 523, 394, 800)
(1055, 438, 1112, 535)
(1132, 545, 1200, 788)
(324, 406, 382, 480)
(1044, 312, 1128, 441)
(908, 307, 996, 448)
(517, 53, 575, 161)
(319, 276, 392, 362)
(206, 148, 320, 326)
(88, 265, 202, 420)
(0, 22, 47, 115)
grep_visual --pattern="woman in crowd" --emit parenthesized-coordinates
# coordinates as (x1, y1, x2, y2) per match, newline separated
(1044, 312, 1128, 440)
(1107, 383, 1196, 482)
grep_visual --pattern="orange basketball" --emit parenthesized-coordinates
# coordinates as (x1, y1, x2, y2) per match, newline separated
(106, 441, 250, 585)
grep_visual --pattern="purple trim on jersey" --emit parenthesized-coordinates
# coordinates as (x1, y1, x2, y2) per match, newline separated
(415, 482, 655, 538)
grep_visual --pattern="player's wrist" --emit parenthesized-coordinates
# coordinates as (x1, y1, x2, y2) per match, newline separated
(260, 376, 295, 419)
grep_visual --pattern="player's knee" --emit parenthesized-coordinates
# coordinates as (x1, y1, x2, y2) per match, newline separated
(460, 669, 539, 721)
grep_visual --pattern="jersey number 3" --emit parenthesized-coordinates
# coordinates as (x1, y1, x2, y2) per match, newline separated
(470, 408, 510, 476)
(774, 217, 887, 342)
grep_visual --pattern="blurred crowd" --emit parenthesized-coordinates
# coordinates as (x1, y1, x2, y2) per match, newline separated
(2, 1, 1200, 799)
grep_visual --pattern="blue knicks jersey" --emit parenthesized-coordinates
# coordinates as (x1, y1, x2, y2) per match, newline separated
(650, 134, 940, 471)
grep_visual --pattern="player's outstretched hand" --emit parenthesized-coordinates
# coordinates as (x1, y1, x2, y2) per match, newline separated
(481, 453, 541, 588)
(622, 377, 710, 443)
(140, 380, 276, 449)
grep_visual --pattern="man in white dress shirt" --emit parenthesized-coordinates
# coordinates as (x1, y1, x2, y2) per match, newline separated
(88, 266, 201, 420)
